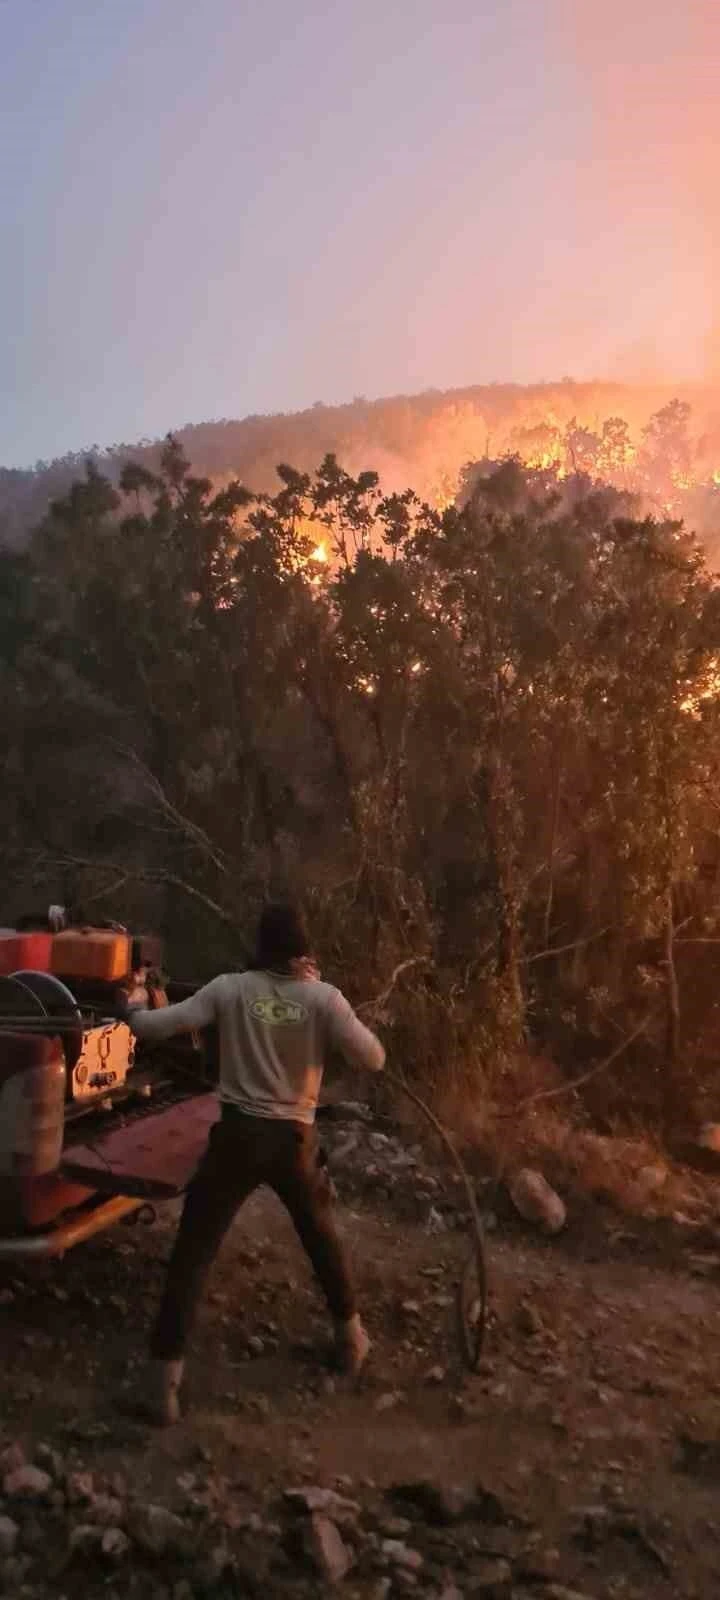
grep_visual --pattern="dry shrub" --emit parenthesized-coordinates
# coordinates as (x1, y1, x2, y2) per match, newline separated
(447, 1086, 717, 1219)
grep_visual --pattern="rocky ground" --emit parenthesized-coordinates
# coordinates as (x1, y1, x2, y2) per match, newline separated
(2, 1101, 720, 1599)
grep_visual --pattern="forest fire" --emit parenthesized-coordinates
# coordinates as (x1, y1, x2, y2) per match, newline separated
(405, 390, 720, 557)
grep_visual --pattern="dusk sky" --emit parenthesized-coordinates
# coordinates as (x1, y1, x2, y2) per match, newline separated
(2, 0, 717, 467)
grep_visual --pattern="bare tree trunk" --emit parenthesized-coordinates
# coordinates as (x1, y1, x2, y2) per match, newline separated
(662, 884, 681, 1138)
(482, 756, 525, 1039)
(300, 680, 361, 837)
(542, 742, 563, 951)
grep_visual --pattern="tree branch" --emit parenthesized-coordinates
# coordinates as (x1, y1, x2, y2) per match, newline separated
(356, 955, 431, 1015)
(523, 927, 610, 965)
(37, 853, 240, 929)
(104, 741, 231, 878)
(500, 1018, 649, 1116)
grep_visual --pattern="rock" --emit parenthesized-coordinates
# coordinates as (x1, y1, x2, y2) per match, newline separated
(450, 1392, 484, 1423)
(516, 1544, 561, 1581)
(3, 1465, 52, 1500)
(0, 1443, 26, 1475)
(0, 1517, 19, 1557)
(465, 1558, 512, 1594)
(233, 1511, 265, 1534)
(62, 1417, 112, 1443)
(66, 1470, 95, 1504)
(635, 1163, 667, 1197)
(698, 1122, 720, 1152)
(247, 1335, 265, 1357)
(379, 1517, 414, 1539)
(127, 1503, 190, 1557)
(542, 1589, 599, 1600)
(374, 1392, 402, 1413)
(508, 1170, 566, 1234)
(426, 1366, 446, 1385)
(101, 1526, 130, 1562)
(516, 1301, 544, 1337)
(69, 1523, 104, 1554)
(87, 1494, 125, 1527)
(304, 1514, 353, 1583)
(572, 1505, 612, 1546)
(34, 1443, 64, 1479)
(322, 1100, 374, 1124)
(388, 1480, 475, 1526)
(329, 1137, 361, 1169)
(284, 1485, 360, 1532)
(381, 1539, 424, 1571)
(687, 1253, 720, 1277)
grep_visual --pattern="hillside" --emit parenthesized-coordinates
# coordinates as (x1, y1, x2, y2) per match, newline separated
(3, 378, 720, 548)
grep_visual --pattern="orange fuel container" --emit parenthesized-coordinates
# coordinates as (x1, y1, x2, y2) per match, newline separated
(0, 932, 53, 975)
(51, 929, 131, 984)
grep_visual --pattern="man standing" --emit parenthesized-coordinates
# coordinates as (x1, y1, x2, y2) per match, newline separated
(125, 903, 385, 1424)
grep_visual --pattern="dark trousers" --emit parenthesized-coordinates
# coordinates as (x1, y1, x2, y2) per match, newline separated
(150, 1105, 356, 1360)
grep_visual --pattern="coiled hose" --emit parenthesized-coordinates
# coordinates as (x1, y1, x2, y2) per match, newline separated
(384, 1068, 488, 1371)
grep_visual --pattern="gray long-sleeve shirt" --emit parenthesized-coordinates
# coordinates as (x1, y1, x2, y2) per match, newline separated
(128, 970, 385, 1124)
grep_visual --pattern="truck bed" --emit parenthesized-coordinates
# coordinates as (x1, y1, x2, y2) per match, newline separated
(62, 1091, 217, 1199)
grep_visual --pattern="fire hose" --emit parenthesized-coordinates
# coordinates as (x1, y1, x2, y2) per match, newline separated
(383, 1068, 488, 1371)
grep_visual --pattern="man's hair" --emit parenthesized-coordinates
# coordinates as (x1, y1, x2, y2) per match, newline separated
(253, 902, 311, 970)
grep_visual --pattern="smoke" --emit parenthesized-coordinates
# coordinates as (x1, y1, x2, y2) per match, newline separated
(550, 0, 720, 379)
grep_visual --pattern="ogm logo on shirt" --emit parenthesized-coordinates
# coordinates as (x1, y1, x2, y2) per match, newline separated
(249, 996, 309, 1027)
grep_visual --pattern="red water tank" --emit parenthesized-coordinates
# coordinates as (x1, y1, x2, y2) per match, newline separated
(0, 1032, 68, 1232)
(0, 933, 53, 976)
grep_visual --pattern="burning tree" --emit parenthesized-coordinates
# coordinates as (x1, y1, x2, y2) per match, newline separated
(4, 439, 720, 1125)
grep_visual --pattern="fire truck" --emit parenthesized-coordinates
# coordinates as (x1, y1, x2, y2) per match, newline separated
(0, 921, 218, 1261)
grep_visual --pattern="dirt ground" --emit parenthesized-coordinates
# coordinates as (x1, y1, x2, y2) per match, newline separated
(2, 1141, 720, 1599)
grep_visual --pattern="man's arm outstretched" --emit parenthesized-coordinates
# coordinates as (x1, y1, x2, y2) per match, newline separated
(124, 977, 223, 1043)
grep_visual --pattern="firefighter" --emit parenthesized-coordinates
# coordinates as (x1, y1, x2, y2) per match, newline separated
(124, 902, 384, 1424)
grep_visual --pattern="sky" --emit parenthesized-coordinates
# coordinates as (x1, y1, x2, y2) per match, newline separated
(1, 0, 718, 467)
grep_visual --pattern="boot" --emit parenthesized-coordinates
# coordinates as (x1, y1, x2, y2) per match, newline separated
(334, 1314, 370, 1377)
